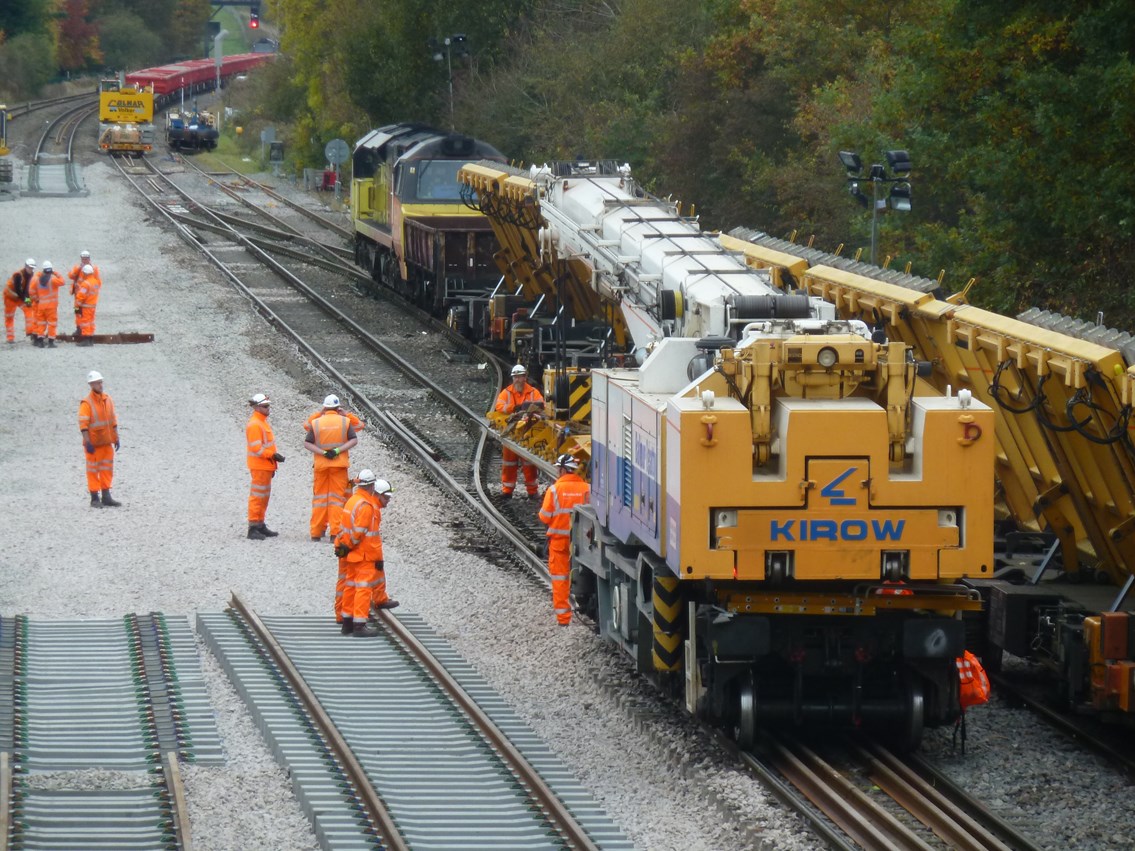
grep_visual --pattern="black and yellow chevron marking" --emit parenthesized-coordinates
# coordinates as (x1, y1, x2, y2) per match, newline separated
(652, 576, 683, 672)
(566, 373, 590, 423)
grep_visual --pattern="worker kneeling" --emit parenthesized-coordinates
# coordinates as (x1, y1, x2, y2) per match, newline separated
(334, 470, 398, 636)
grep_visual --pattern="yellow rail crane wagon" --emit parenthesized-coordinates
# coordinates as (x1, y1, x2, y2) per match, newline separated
(464, 161, 995, 749)
(97, 78, 155, 157)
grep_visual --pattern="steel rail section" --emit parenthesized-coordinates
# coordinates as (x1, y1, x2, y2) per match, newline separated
(161, 751, 193, 851)
(376, 608, 600, 850)
(0, 752, 10, 851)
(229, 595, 409, 851)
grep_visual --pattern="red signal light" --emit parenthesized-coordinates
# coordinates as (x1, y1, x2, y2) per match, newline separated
(249, 10, 260, 28)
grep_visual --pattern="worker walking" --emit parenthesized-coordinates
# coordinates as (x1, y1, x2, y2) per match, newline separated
(29, 260, 65, 347)
(4, 258, 35, 344)
(303, 394, 360, 541)
(493, 364, 544, 498)
(334, 470, 398, 636)
(73, 264, 102, 344)
(538, 454, 591, 626)
(79, 370, 121, 508)
(245, 393, 285, 539)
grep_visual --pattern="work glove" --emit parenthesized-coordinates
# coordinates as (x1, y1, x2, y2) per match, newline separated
(24, 298, 31, 306)
(114, 441, 120, 450)
(74, 307, 81, 315)
(272, 452, 286, 462)
(323, 448, 339, 459)
(84, 441, 95, 454)
(334, 543, 350, 558)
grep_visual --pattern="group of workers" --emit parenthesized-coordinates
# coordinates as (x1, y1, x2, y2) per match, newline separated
(244, 391, 399, 637)
(495, 364, 591, 626)
(5, 252, 103, 347)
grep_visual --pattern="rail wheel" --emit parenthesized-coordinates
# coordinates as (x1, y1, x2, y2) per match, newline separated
(732, 672, 756, 750)
(894, 677, 925, 752)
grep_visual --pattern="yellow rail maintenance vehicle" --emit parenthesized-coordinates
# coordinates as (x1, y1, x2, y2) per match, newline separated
(97, 77, 155, 157)
(462, 161, 995, 749)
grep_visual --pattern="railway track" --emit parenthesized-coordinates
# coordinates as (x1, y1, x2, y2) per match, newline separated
(0, 613, 219, 849)
(200, 595, 629, 849)
(25, 97, 96, 196)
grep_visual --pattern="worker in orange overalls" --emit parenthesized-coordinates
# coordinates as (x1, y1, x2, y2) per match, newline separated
(4, 258, 36, 344)
(334, 470, 398, 636)
(73, 264, 102, 345)
(303, 394, 361, 541)
(68, 250, 99, 295)
(29, 260, 65, 347)
(246, 393, 285, 540)
(538, 454, 591, 626)
(79, 370, 121, 508)
(493, 364, 544, 498)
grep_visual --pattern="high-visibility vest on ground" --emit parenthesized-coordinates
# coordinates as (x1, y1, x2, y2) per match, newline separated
(956, 650, 991, 708)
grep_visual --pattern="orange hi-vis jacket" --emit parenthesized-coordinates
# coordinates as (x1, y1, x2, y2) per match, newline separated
(308, 411, 352, 470)
(336, 489, 384, 562)
(246, 410, 279, 471)
(539, 472, 591, 541)
(30, 271, 65, 307)
(305, 409, 365, 432)
(495, 382, 544, 415)
(5, 268, 34, 303)
(79, 390, 118, 446)
(956, 651, 991, 708)
(74, 271, 102, 308)
(69, 262, 100, 287)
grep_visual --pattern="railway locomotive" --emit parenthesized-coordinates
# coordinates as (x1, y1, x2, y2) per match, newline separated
(97, 77, 154, 156)
(461, 161, 994, 749)
(349, 124, 506, 324)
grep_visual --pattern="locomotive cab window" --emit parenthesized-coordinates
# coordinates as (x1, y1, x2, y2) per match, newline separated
(408, 160, 465, 202)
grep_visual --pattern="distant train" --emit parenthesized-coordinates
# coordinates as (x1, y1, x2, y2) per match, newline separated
(349, 124, 506, 327)
(99, 53, 273, 156)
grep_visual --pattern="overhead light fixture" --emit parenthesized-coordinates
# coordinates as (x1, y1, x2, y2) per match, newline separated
(890, 182, 912, 212)
(849, 183, 869, 208)
(839, 150, 863, 176)
(886, 149, 912, 177)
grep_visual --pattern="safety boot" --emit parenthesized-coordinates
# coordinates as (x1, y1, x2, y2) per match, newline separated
(100, 489, 121, 507)
(247, 524, 267, 540)
(257, 523, 279, 537)
(89, 491, 102, 508)
(340, 619, 354, 635)
(46, 338, 56, 348)
(371, 599, 400, 612)
(32, 336, 44, 348)
(353, 621, 381, 637)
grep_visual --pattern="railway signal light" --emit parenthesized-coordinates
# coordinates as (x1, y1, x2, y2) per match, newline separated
(249, 6, 260, 28)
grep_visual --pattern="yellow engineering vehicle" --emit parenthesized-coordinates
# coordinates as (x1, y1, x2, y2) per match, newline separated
(97, 78, 155, 156)
(462, 161, 994, 748)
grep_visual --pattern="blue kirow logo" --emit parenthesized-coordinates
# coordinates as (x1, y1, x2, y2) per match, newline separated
(770, 518, 906, 542)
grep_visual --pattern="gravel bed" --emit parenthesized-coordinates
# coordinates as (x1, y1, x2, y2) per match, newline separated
(2, 159, 1131, 850)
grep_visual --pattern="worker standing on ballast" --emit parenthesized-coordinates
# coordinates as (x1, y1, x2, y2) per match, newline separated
(29, 260, 65, 347)
(493, 364, 544, 499)
(245, 393, 285, 539)
(334, 470, 398, 636)
(539, 454, 591, 626)
(79, 370, 121, 508)
(68, 250, 98, 293)
(4, 258, 35, 344)
(303, 394, 360, 541)
(73, 264, 102, 344)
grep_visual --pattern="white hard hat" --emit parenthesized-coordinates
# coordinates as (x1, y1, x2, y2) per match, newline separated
(322, 394, 341, 409)
(87, 370, 103, 383)
(249, 392, 270, 406)
(24, 258, 35, 268)
(556, 453, 580, 471)
(374, 478, 393, 496)
(357, 469, 377, 486)
(42, 260, 52, 271)
(82, 264, 94, 275)
(511, 364, 527, 377)
(80, 250, 90, 259)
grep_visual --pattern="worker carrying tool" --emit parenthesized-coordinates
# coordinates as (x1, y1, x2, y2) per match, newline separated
(493, 364, 544, 499)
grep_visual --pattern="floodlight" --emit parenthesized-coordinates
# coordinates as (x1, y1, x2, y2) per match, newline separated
(838, 150, 862, 175)
(890, 183, 912, 212)
(886, 150, 912, 177)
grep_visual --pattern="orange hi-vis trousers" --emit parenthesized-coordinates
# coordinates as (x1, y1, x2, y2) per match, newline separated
(311, 466, 349, 538)
(342, 560, 378, 624)
(248, 469, 273, 523)
(76, 306, 97, 336)
(84, 444, 115, 491)
(4, 295, 30, 342)
(501, 447, 538, 496)
(548, 540, 572, 625)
